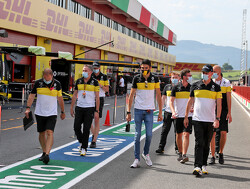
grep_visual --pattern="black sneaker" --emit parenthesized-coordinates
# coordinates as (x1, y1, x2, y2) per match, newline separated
(39, 152, 46, 161)
(89, 142, 96, 148)
(177, 153, 183, 161)
(209, 156, 216, 165)
(219, 153, 224, 164)
(155, 148, 164, 154)
(43, 154, 50, 164)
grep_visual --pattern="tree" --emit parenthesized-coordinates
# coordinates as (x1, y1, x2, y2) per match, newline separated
(222, 63, 233, 71)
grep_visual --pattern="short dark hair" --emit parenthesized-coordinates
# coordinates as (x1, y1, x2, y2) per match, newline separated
(180, 69, 191, 79)
(43, 68, 53, 76)
(141, 59, 151, 67)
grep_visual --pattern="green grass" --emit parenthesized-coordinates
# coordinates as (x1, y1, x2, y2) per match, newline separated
(192, 70, 250, 81)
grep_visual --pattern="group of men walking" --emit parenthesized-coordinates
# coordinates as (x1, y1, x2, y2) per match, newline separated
(25, 62, 109, 163)
(25, 59, 232, 177)
(126, 61, 232, 177)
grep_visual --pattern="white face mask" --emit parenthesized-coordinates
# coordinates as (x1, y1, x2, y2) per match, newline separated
(82, 72, 88, 78)
(201, 73, 209, 81)
(187, 76, 192, 84)
(93, 69, 99, 74)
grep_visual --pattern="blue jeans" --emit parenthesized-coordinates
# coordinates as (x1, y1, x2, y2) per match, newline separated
(134, 108, 154, 160)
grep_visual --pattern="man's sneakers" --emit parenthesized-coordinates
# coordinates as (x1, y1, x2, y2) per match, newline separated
(78, 144, 82, 152)
(141, 153, 153, 166)
(43, 154, 50, 165)
(180, 154, 189, 164)
(209, 156, 216, 164)
(89, 142, 96, 148)
(202, 166, 208, 174)
(177, 153, 183, 161)
(39, 152, 46, 161)
(219, 153, 224, 164)
(130, 159, 140, 168)
(155, 148, 164, 154)
(80, 148, 87, 156)
(193, 167, 202, 177)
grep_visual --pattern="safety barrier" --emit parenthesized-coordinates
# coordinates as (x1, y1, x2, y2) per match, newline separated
(232, 86, 250, 110)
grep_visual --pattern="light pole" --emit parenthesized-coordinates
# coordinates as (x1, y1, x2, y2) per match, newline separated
(246, 40, 248, 86)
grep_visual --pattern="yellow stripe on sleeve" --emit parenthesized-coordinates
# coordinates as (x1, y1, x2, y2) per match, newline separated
(57, 89, 62, 97)
(155, 82, 160, 89)
(167, 91, 171, 96)
(217, 91, 222, 99)
(104, 80, 109, 86)
(95, 86, 100, 92)
(226, 86, 232, 92)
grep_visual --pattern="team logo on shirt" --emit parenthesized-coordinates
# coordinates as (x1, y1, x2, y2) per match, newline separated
(91, 80, 94, 85)
(39, 82, 43, 88)
(211, 85, 215, 91)
(54, 83, 57, 88)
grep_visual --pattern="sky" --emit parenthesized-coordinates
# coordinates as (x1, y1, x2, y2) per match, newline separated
(138, 0, 250, 49)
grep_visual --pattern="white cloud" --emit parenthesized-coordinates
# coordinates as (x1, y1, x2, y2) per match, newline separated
(138, 0, 250, 48)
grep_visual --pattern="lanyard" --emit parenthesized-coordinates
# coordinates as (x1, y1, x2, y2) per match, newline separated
(45, 80, 54, 91)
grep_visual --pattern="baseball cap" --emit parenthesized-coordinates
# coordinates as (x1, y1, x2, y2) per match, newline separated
(201, 64, 213, 72)
(93, 61, 100, 68)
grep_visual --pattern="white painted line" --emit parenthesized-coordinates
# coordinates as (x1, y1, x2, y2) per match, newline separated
(232, 93, 250, 118)
(59, 123, 163, 189)
(0, 121, 127, 172)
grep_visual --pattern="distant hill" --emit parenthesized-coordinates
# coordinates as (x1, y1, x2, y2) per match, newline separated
(168, 40, 245, 70)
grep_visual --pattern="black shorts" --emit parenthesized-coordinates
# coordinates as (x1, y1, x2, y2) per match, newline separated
(95, 97, 104, 118)
(214, 110, 228, 133)
(35, 115, 57, 132)
(175, 117, 192, 134)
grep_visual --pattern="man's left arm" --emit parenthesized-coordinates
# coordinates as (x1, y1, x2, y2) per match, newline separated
(95, 90, 100, 119)
(226, 87, 232, 123)
(57, 96, 65, 120)
(156, 88, 163, 121)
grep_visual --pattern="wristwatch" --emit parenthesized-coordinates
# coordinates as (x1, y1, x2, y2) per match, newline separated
(95, 110, 99, 113)
(61, 111, 65, 114)
(127, 111, 131, 114)
(216, 117, 220, 121)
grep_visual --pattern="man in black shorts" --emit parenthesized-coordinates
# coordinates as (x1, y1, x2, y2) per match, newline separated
(90, 62, 109, 148)
(209, 65, 232, 164)
(25, 68, 65, 164)
(170, 69, 193, 163)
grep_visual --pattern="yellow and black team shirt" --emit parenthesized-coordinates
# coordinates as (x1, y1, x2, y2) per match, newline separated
(132, 73, 160, 110)
(91, 72, 109, 97)
(190, 80, 222, 122)
(162, 84, 173, 113)
(171, 83, 192, 118)
(31, 79, 62, 116)
(213, 77, 231, 111)
(75, 77, 99, 108)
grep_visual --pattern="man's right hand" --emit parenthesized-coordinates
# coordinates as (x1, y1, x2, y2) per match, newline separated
(183, 117, 189, 128)
(25, 109, 30, 119)
(70, 108, 75, 118)
(171, 112, 178, 119)
(126, 114, 131, 122)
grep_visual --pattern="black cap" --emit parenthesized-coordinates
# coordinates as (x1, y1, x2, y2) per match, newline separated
(93, 61, 100, 68)
(201, 64, 213, 72)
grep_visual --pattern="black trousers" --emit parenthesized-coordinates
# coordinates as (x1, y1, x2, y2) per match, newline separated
(73, 106, 95, 149)
(193, 121, 214, 168)
(158, 112, 178, 150)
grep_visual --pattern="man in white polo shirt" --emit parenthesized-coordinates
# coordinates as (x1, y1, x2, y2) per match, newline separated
(127, 59, 163, 168)
(70, 65, 100, 156)
(25, 68, 65, 164)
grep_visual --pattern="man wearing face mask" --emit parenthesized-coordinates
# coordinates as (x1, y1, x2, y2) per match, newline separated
(25, 68, 65, 164)
(209, 65, 232, 164)
(184, 64, 222, 177)
(155, 72, 180, 154)
(170, 69, 193, 163)
(70, 65, 100, 156)
(90, 62, 109, 148)
(127, 59, 163, 168)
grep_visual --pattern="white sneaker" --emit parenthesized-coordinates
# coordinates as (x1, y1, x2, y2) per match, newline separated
(78, 144, 82, 152)
(80, 148, 86, 156)
(193, 167, 202, 177)
(202, 166, 208, 174)
(141, 153, 153, 166)
(130, 159, 140, 168)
